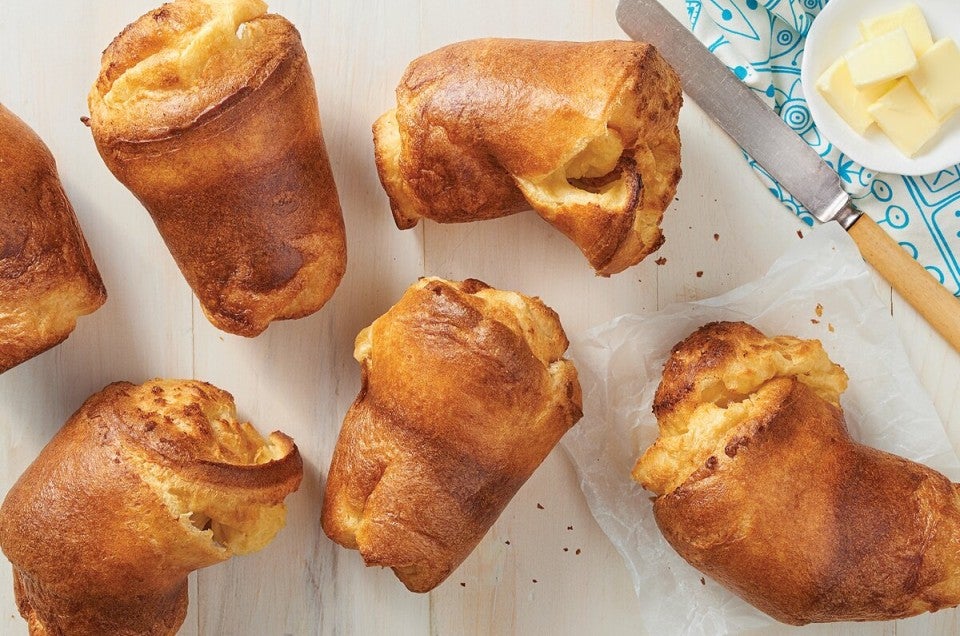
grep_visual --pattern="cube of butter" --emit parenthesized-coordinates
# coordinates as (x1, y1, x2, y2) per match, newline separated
(817, 58, 893, 134)
(846, 28, 918, 87)
(859, 3, 934, 57)
(861, 77, 898, 102)
(909, 38, 960, 120)
(868, 78, 942, 156)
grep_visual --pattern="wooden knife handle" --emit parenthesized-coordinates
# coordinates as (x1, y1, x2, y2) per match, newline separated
(847, 213, 960, 354)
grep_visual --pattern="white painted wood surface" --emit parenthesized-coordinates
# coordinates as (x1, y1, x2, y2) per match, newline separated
(1, 1, 958, 634)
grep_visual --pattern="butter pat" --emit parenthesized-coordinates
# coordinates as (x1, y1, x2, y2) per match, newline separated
(909, 38, 960, 120)
(817, 59, 886, 134)
(846, 29, 918, 87)
(868, 79, 941, 156)
(859, 3, 934, 56)
(861, 78, 897, 102)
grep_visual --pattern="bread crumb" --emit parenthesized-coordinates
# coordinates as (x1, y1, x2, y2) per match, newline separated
(575, 549, 581, 555)
(505, 540, 511, 545)
(696, 271, 704, 278)
(815, 303, 823, 317)
(567, 525, 573, 531)
(532, 579, 538, 584)
(536, 503, 544, 510)
(460, 582, 466, 587)
(713, 233, 720, 241)
(828, 323, 835, 333)
(797, 229, 804, 239)
(700, 577, 706, 586)
(811, 319, 820, 325)
(563, 547, 569, 552)
(655, 257, 667, 266)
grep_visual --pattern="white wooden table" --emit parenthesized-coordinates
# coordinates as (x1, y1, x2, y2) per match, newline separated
(1, 1, 958, 634)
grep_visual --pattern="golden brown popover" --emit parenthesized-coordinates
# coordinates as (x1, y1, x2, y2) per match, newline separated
(322, 277, 582, 592)
(0, 379, 303, 635)
(88, 0, 346, 336)
(373, 39, 682, 276)
(635, 321, 960, 625)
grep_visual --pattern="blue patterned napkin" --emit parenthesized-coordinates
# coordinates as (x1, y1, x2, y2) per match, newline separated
(686, 0, 960, 296)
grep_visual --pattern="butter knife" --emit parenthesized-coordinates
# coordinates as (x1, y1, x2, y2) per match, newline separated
(617, 0, 960, 353)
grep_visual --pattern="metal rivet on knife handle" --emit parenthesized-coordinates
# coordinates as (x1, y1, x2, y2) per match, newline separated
(616, 0, 960, 353)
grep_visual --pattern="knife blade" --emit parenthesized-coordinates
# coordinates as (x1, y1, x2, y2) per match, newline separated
(617, 0, 960, 353)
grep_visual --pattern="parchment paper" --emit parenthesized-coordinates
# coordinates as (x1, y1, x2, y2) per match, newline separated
(561, 221, 960, 635)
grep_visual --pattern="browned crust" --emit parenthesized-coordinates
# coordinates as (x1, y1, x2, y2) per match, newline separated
(0, 380, 302, 635)
(372, 38, 682, 274)
(647, 323, 960, 625)
(321, 278, 582, 592)
(89, 3, 287, 143)
(652, 320, 762, 420)
(102, 382, 303, 490)
(88, 4, 346, 337)
(0, 103, 106, 373)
